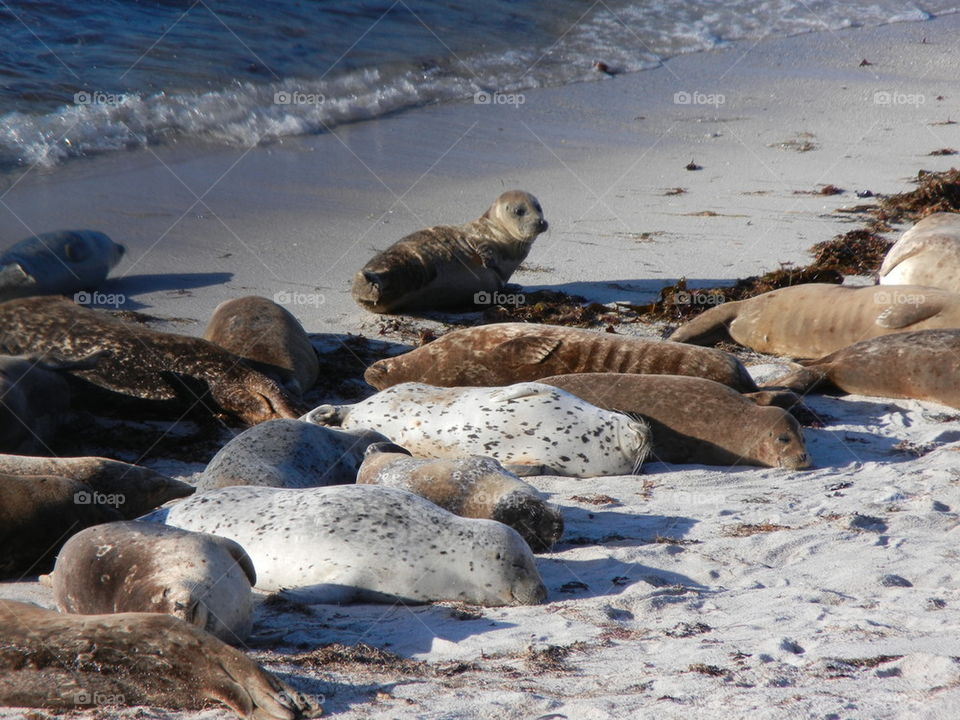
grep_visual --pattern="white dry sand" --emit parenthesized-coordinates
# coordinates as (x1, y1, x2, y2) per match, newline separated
(3, 12, 960, 720)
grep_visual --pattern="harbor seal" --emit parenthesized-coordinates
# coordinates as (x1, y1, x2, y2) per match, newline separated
(203, 296, 319, 395)
(352, 190, 548, 313)
(0, 453, 194, 517)
(142, 484, 547, 607)
(0, 599, 321, 718)
(305, 381, 651, 478)
(538, 373, 810, 469)
(879, 213, 960, 291)
(0, 296, 305, 425)
(669, 283, 960, 358)
(364, 322, 757, 392)
(0, 355, 74, 454)
(357, 443, 564, 551)
(768, 329, 960, 409)
(200, 418, 389, 490)
(0, 230, 125, 301)
(51, 521, 256, 645)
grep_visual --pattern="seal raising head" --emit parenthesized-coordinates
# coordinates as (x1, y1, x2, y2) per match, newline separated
(352, 190, 548, 313)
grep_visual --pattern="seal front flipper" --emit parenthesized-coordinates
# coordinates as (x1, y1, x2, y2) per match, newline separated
(876, 295, 947, 329)
(301, 404, 350, 426)
(489, 382, 560, 403)
(766, 363, 833, 394)
(0, 262, 33, 293)
(494, 336, 562, 365)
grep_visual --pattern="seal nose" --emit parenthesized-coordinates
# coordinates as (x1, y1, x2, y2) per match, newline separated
(536, 219, 548, 233)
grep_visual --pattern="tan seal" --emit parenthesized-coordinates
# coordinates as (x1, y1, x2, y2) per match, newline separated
(52, 521, 256, 645)
(879, 213, 960, 291)
(538, 373, 810, 469)
(0, 599, 321, 718)
(669, 283, 960, 359)
(364, 321, 757, 392)
(357, 443, 564, 551)
(0, 296, 305, 425)
(352, 190, 548, 313)
(769, 328, 960, 409)
(203, 296, 319, 395)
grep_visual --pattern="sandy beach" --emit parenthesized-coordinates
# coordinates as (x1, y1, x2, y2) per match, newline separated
(3, 11, 960, 720)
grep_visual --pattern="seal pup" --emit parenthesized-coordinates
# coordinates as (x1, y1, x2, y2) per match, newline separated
(0, 354, 74, 453)
(669, 283, 960, 358)
(0, 229, 125, 301)
(305, 381, 651, 478)
(200, 418, 390, 490)
(352, 190, 548, 313)
(768, 329, 960, 409)
(142, 484, 547, 607)
(0, 453, 194, 516)
(364, 322, 757, 392)
(538, 373, 810, 469)
(0, 296, 305, 425)
(203, 296, 320, 395)
(51, 521, 256, 645)
(879, 213, 960, 291)
(357, 443, 564, 551)
(0, 599, 321, 718)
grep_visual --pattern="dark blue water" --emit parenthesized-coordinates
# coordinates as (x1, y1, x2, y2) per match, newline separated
(0, 0, 952, 171)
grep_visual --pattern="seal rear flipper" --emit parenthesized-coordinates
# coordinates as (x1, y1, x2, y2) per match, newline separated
(503, 463, 555, 477)
(301, 404, 348, 426)
(668, 300, 742, 345)
(277, 584, 360, 605)
(765, 364, 834, 395)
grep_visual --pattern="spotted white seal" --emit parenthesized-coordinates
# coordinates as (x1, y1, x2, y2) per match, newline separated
(141, 484, 547, 607)
(879, 213, 960, 291)
(304, 382, 651, 478)
(51, 521, 256, 645)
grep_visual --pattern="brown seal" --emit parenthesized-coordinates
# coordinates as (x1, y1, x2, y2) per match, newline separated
(669, 283, 960, 359)
(0, 599, 321, 718)
(0, 453, 194, 516)
(51, 521, 256, 645)
(352, 190, 548, 313)
(203, 296, 319, 395)
(538, 373, 810, 469)
(879, 212, 960, 291)
(768, 329, 960, 409)
(357, 443, 564, 551)
(0, 296, 305, 425)
(364, 322, 757, 392)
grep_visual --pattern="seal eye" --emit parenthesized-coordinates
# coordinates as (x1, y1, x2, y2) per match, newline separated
(776, 434, 791, 444)
(514, 206, 526, 217)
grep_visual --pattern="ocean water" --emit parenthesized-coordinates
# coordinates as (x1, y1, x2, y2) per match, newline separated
(0, 0, 955, 171)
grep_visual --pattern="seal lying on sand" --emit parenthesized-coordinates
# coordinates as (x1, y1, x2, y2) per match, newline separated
(203, 296, 319, 395)
(538, 373, 810, 469)
(879, 213, 960, 292)
(768, 329, 960, 409)
(364, 322, 757, 392)
(0, 296, 305, 425)
(357, 443, 564, 551)
(0, 230, 124, 301)
(142, 484, 547, 607)
(306, 381, 651, 478)
(200, 418, 389, 490)
(352, 190, 548, 313)
(51, 521, 256, 645)
(0, 355, 75, 454)
(0, 599, 321, 718)
(669, 283, 960, 358)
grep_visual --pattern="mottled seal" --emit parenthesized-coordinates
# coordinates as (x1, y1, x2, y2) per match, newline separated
(357, 443, 564, 551)
(0, 230, 124, 301)
(305, 381, 651, 478)
(537, 373, 810, 469)
(0, 296, 305, 425)
(352, 190, 548, 313)
(142, 484, 547, 606)
(0, 599, 321, 718)
(200, 418, 389, 490)
(879, 213, 960, 291)
(51, 521, 256, 645)
(769, 329, 960, 409)
(0, 355, 73, 453)
(364, 322, 757, 392)
(0, 453, 194, 517)
(203, 296, 319, 395)
(669, 283, 960, 358)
